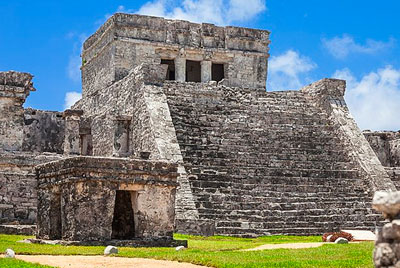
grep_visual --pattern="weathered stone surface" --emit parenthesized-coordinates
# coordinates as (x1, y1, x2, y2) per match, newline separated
(0, 224, 36, 235)
(36, 156, 179, 245)
(373, 191, 400, 220)
(81, 13, 270, 97)
(364, 131, 400, 168)
(373, 192, 400, 267)
(374, 243, 396, 267)
(104, 245, 118, 255)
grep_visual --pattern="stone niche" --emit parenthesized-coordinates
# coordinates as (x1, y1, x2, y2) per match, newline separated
(35, 156, 186, 247)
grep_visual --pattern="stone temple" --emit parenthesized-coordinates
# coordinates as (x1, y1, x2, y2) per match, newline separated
(1, 13, 399, 241)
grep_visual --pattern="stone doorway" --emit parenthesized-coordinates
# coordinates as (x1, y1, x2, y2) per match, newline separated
(161, 59, 175, 80)
(212, 63, 224, 82)
(186, 60, 201, 82)
(111, 190, 136, 239)
(49, 190, 62, 239)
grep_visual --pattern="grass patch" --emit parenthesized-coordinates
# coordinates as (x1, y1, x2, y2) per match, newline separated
(0, 258, 53, 268)
(0, 234, 374, 268)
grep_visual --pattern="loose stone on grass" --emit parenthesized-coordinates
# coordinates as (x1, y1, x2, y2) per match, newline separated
(5, 248, 15, 258)
(334, 238, 348, 244)
(104, 246, 118, 255)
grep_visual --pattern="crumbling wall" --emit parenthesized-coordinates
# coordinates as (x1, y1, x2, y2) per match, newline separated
(0, 71, 65, 226)
(0, 71, 35, 152)
(22, 108, 65, 154)
(0, 153, 63, 224)
(36, 157, 178, 242)
(81, 13, 270, 96)
(301, 79, 395, 192)
(364, 131, 400, 167)
(164, 79, 385, 236)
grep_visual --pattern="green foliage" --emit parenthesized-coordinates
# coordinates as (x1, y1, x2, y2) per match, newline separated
(0, 258, 53, 268)
(0, 234, 374, 268)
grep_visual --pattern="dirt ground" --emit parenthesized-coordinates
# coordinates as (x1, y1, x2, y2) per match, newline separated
(13, 255, 209, 268)
(243, 242, 325, 251)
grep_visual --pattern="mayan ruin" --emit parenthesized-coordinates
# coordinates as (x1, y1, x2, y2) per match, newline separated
(1, 11, 400, 259)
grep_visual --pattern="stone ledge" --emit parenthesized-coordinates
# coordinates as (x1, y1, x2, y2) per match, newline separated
(0, 225, 36, 235)
(27, 238, 187, 248)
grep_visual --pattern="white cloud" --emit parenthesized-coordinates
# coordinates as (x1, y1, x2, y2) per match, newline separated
(64, 91, 82, 110)
(66, 33, 88, 83)
(267, 50, 317, 90)
(333, 66, 400, 131)
(117, 0, 267, 25)
(67, 55, 81, 82)
(322, 34, 395, 59)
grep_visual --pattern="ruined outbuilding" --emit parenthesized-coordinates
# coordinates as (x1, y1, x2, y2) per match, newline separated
(36, 157, 183, 246)
(0, 13, 399, 239)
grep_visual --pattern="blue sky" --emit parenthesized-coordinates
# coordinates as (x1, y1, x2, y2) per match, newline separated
(1, 0, 400, 130)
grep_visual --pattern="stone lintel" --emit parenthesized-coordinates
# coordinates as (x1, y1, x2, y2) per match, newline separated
(63, 109, 84, 118)
(36, 156, 179, 186)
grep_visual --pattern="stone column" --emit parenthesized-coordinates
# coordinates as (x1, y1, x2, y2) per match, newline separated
(113, 115, 131, 157)
(63, 109, 83, 155)
(0, 71, 35, 152)
(174, 57, 186, 82)
(201, 61, 212, 82)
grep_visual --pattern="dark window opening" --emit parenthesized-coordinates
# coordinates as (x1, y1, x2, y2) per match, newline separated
(161, 59, 175, 80)
(114, 120, 130, 156)
(212, 63, 225, 82)
(186, 60, 201, 82)
(80, 134, 93, 156)
(49, 191, 62, 240)
(112, 190, 135, 239)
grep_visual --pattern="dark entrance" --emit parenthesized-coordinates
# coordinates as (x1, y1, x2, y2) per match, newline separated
(111, 190, 135, 239)
(49, 190, 62, 239)
(212, 63, 225, 82)
(186, 60, 201, 82)
(161, 59, 175, 80)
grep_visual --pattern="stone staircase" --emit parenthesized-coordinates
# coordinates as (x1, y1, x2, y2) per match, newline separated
(164, 82, 380, 236)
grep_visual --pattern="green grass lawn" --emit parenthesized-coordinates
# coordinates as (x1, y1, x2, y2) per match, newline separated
(0, 234, 374, 268)
(0, 258, 53, 268)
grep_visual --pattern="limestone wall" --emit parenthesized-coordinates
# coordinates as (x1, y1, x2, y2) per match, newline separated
(364, 131, 400, 167)
(22, 109, 65, 154)
(0, 71, 35, 152)
(385, 167, 400, 189)
(301, 79, 395, 192)
(0, 71, 66, 225)
(0, 152, 63, 224)
(81, 13, 270, 96)
(36, 157, 178, 241)
(164, 79, 387, 236)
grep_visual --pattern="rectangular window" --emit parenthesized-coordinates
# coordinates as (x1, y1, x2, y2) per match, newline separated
(212, 63, 225, 82)
(186, 60, 201, 82)
(161, 59, 175, 80)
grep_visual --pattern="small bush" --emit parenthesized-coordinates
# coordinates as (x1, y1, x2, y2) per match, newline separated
(322, 231, 353, 242)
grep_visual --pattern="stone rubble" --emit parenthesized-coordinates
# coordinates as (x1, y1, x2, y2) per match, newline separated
(373, 191, 400, 267)
(5, 248, 15, 258)
(104, 246, 118, 255)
